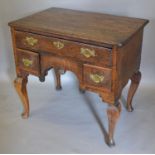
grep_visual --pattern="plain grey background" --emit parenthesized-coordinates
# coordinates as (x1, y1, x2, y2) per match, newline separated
(0, 0, 155, 153)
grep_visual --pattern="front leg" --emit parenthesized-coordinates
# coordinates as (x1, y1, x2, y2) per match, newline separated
(14, 76, 29, 119)
(107, 101, 121, 146)
(127, 71, 141, 112)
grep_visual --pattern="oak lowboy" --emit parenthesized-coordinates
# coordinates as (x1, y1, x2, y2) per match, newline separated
(9, 8, 149, 146)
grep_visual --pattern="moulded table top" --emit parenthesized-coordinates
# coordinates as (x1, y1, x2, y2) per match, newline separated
(9, 7, 149, 48)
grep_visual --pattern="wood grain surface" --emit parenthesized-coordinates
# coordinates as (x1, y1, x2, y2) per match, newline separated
(9, 8, 149, 48)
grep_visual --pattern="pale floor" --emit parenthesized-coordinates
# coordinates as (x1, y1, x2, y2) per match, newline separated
(0, 73, 155, 153)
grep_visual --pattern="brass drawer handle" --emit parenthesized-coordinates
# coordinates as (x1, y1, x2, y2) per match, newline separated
(25, 37, 38, 46)
(22, 58, 33, 67)
(90, 74, 104, 84)
(53, 41, 64, 49)
(80, 48, 96, 58)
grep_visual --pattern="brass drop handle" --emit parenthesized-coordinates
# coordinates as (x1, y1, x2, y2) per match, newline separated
(90, 74, 104, 84)
(22, 58, 33, 67)
(53, 41, 64, 50)
(25, 37, 38, 46)
(80, 48, 96, 58)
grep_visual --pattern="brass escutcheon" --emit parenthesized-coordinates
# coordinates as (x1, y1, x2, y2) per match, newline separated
(22, 58, 33, 67)
(80, 48, 96, 58)
(25, 37, 38, 46)
(53, 41, 64, 50)
(90, 74, 104, 84)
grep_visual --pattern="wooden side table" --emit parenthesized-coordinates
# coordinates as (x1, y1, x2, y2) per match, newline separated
(9, 8, 149, 146)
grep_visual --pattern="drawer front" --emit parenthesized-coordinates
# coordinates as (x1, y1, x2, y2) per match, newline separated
(84, 64, 112, 91)
(16, 49, 40, 75)
(15, 31, 112, 67)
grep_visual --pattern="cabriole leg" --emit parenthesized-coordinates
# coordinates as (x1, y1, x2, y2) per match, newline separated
(107, 101, 121, 146)
(127, 71, 141, 112)
(54, 68, 62, 90)
(14, 76, 29, 119)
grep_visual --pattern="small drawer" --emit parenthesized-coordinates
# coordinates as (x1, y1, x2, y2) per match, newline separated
(84, 64, 112, 91)
(16, 49, 40, 75)
(15, 31, 112, 67)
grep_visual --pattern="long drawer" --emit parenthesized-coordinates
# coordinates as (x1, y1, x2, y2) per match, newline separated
(15, 31, 112, 67)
